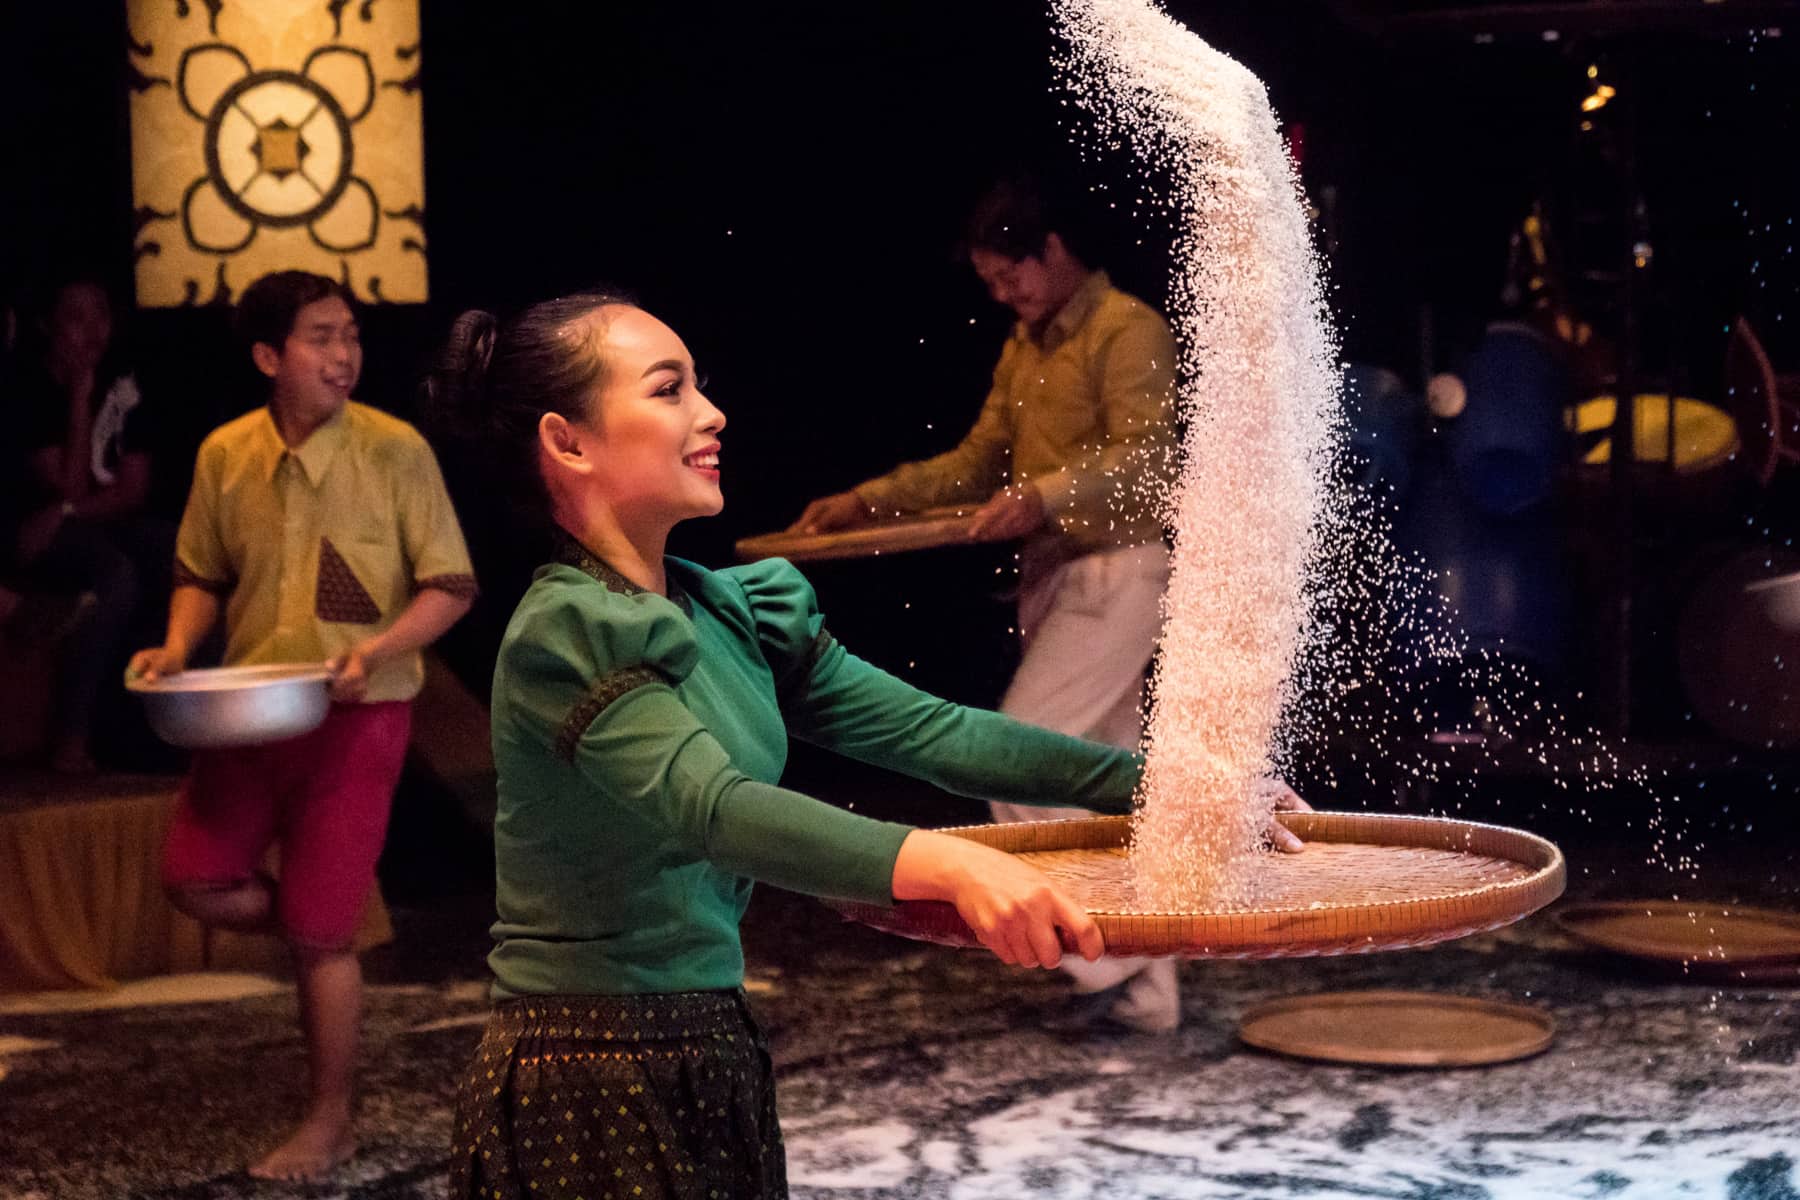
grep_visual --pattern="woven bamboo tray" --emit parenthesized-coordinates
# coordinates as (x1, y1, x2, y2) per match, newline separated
(826, 812, 1565, 958)
(1553, 900, 1800, 982)
(1238, 990, 1556, 1066)
(735, 506, 995, 563)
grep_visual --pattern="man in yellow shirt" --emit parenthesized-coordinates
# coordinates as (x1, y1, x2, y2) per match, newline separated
(131, 271, 475, 1180)
(791, 179, 1184, 1031)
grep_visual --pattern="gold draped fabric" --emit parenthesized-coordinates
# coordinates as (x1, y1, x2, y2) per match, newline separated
(0, 777, 391, 993)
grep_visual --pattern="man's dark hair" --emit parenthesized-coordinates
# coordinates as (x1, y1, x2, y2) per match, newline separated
(961, 174, 1091, 265)
(234, 271, 356, 352)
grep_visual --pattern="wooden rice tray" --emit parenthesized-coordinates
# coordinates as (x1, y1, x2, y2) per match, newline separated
(735, 506, 995, 563)
(1238, 990, 1555, 1067)
(1553, 900, 1800, 981)
(826, 812, 1565, 959)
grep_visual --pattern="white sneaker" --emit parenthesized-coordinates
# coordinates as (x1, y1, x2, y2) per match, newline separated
(1106, 959, 1181, 1034)
(1062, 954, 1152, 995)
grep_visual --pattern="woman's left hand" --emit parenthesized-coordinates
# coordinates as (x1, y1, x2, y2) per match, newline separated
(1257, 778, 1311, 853)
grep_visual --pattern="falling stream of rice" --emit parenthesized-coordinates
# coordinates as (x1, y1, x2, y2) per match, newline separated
(1050, 0, 1718, 915)
(1051, 0, 1345, 908)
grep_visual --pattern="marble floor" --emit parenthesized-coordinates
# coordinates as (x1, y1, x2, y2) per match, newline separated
(3, 738, 1799, 1200)
(774, 923, 1800, 1200)
(3, 864, 1799, 1200)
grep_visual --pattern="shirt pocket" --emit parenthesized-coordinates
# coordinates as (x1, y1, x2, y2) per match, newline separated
(316, 533, 393, 625)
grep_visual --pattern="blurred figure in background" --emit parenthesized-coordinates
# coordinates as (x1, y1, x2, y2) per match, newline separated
(8, 275, 171, 771)
(131, 270, 475, 1181)
(789, 177, 1207, 1032)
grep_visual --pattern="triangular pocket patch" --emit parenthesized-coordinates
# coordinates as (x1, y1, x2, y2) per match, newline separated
(316, 536, 382, 624)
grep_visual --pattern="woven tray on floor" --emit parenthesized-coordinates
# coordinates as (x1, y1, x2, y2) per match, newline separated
(825, 812, 1565, 958)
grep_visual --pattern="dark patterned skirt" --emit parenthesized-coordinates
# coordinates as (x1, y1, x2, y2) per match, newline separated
(450, 990, 787, 1200)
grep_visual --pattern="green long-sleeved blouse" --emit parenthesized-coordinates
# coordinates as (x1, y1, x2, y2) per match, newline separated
(487, 543, 1141, 998)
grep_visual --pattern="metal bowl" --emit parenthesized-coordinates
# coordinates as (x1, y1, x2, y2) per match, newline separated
(127, 663, 332, 749)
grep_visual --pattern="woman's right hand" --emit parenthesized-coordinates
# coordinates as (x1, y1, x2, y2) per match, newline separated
(127, 645, 186, 683)
(891, 829, 1104, 968)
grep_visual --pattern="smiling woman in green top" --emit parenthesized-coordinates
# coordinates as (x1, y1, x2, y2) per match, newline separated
(430, 290, 1287, 1200)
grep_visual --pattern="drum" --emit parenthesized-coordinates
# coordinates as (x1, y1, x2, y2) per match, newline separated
(1393, 447, 1570, 672)
(1724, 317, 1800, 487)
(1342, 363, 1422, 498)
(1444, 323, 1571, 517)
(1565, 393, 1739, 476)
(1677, 545, 1800, 750)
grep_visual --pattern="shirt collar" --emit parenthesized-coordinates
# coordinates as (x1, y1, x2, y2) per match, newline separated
(259, 402, 349, 485)
(1028, 269, 1110, 351)
(553, 533, 693, 617)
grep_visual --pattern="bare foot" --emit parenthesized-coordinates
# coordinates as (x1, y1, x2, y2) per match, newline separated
(247, 1112, 356, 1182)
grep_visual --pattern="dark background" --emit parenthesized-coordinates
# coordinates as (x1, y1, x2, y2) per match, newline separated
(3, 0, 1795, 748)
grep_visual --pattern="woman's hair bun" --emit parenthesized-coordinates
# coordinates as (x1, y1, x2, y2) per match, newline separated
(424, 309, 500, 430)
(447, 308, 499, 386)
(421, 289, 634, 536)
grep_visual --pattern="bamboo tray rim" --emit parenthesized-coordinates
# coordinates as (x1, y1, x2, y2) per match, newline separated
(734, 505, 996, 563)
(928, 811, 1564, 918)
(825, 811, 1566, 960)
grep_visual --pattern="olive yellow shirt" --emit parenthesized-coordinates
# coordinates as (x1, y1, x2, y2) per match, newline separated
(854, 271, 1178, 572)
(174, 401, 476, 703)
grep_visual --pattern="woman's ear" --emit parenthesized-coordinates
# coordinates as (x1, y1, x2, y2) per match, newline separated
(538, 411, 593, 478)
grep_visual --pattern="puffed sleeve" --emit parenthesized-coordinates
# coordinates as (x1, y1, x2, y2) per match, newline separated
(497, 571, 915, 904)
(730, 558, 1142, 815)
(725, 557, 832, 707)
(496, 577, 702, 757)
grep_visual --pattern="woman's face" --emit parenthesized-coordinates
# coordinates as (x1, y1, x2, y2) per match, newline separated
(580, 306, 726, 528)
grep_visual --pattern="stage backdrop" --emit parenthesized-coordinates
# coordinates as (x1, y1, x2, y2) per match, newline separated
(126, 0, 426, 306)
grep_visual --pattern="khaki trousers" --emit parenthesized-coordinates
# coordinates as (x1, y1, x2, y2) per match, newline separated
(988, 542, 1176, 1005)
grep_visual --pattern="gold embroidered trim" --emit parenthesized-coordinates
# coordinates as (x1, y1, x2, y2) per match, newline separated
(515, 1047, 708, 1067)
(555, 666, 664, 764)
(802, 627, 835, 678)
(777, 628, 836, 710)
(553, 535, 692, 617)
